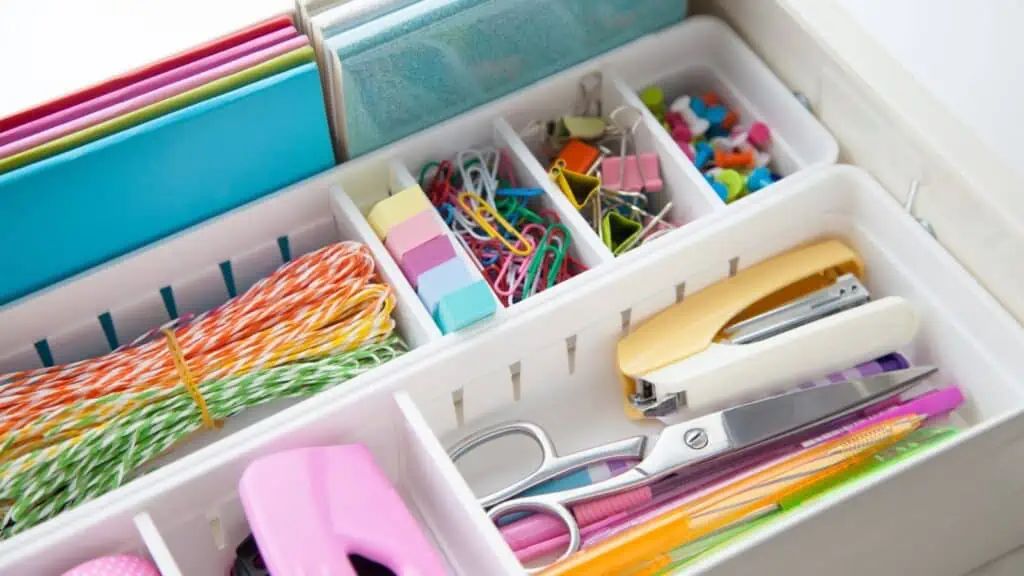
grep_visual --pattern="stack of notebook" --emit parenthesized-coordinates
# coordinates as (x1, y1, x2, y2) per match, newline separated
(0, 13, 335, 306)
(298, 0, 687, 159)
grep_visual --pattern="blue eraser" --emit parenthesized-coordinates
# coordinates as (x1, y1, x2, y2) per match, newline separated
(417, 257, 474, 314)
(689, 97, 708, 118)
(435, 280, 496, 333)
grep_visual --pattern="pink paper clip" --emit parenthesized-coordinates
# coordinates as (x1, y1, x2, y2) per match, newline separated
(600, 153, 663, 192)
(239, 444, 448, 576)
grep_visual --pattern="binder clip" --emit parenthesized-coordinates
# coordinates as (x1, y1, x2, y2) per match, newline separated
(616, 239, 921, 419)
(239, 444, 448, 576)
(601, 152, 663, 193)
(550, 162, 601, 209)
(602, 211, 643, 254)
(553, 139, 602, 175)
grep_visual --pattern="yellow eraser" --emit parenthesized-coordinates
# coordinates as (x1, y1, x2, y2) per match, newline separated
(366, 185, 433, 239)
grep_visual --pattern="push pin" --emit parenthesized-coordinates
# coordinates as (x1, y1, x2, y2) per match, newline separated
(639, 86, 666, 120)
(693, 141, 714, 169)
(747, 121, 772, 150)
(746, 167, 774, 193)
(669, 96, 710, 137)
(715, 169, 746, 203)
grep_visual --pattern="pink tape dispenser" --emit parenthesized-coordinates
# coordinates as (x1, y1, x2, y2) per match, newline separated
(239, 444, 448, 576)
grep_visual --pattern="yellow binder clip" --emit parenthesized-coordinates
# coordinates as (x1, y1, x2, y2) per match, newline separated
(616, 239, 921, 420)
(549, 161, 601, 210)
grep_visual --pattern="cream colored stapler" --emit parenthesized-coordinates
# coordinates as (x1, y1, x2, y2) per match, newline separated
(616, 239, 920, 419)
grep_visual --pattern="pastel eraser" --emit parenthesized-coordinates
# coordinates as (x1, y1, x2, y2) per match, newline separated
(417, 258, 474, 314)
(435, 280, 497, 333)
(366, 185, 432, 239)
(400, 235, 456, 287)
(385, 210, 447, 261)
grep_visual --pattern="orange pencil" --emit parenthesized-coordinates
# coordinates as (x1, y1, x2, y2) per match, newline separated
(540, 415, 923, 576)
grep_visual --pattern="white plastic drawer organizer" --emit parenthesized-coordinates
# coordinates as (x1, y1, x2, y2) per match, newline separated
(2, 10, 1024, 576)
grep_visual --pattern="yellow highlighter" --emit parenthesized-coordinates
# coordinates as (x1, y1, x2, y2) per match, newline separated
(616, 240, 920, 420)
(539, 415, 923, 576)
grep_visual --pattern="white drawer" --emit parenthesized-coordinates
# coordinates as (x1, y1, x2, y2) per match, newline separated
(2, 2, 1024, 575)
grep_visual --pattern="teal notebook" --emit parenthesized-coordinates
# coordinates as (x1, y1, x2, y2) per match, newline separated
(0, 62, 334, 306)
(327, 0, 687, 157)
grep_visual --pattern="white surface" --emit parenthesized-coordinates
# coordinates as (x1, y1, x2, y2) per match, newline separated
(0, 0, 292, 119)
(836, 0, 1023, 183)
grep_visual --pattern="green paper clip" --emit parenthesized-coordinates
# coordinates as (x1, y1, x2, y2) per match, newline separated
(603, 212, 643, 255)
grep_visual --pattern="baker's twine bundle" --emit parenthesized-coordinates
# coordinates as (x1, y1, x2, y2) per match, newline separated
(0, 241, 406, 537)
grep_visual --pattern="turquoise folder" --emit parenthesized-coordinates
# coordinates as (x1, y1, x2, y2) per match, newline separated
(0, 62, 334, 306)
(328, 0, 687, 157)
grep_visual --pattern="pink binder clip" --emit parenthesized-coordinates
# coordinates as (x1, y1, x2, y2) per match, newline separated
(600, 153, 663, 193)
(239, 444, 448, 576)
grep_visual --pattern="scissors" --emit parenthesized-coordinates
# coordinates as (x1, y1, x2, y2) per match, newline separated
(448, 365, 937, 570)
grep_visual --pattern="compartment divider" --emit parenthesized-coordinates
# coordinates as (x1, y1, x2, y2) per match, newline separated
(388, 159, 506, 312)
(133, 512, 184, 576)
(493, 118, 613, 269)
(329, 186, 443, 348)
(603, 69, 727, 222)
(394, 392, 522, 575)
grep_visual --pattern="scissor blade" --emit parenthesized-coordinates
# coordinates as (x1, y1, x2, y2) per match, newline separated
(722, 366, 938, 449)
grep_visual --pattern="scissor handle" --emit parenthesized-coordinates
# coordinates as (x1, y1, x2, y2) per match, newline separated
(447, 421, 647, 510)
(489, 493, 581, 574)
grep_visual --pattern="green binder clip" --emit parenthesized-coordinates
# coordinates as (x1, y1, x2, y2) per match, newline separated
(603, 211, 643, 255)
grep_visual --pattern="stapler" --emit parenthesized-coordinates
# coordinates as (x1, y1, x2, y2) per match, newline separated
(616, 239, 920, 419)
(239, 444, 448, 576)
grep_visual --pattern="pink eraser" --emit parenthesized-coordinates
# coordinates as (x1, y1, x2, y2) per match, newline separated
(62, 555, 160, 576)
(748, 121, 772, 150)
(384, 209, 446, 261)
(400, 235, 456, 287)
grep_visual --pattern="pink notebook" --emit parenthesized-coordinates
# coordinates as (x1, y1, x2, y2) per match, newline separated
(0, 26, 300, 149)
(0, 35, 309, 160)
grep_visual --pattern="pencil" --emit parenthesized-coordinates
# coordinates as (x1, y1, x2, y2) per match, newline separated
(539, 415, 923, 576)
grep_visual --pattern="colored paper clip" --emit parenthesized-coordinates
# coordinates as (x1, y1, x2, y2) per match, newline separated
(549, 163, 601, 209)
(617, 240, 922, 419)
(457, 191, 534, 256)
(524, 224, 571, 296)
(449, 367, 935, 573)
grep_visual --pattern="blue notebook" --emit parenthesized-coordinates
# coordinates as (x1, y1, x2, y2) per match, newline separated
(0, 62, 335, 306)
(327, 0, 687, 158)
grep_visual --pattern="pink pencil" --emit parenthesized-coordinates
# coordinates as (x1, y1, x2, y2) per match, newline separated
(0, 26, 300, 149)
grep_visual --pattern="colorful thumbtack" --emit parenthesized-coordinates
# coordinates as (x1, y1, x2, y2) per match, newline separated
(716, 169, 746, 202)
(689, 97, 708, 118)
(639, 86, 666, 119)
(747, 167, 774, 193)
(704, 174, 728, 202)
(694, 141, 714, 169)
(748, 121, 772, 149)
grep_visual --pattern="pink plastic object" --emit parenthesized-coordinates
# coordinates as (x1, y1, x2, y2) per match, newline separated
(239, 444, 447, 576)
(0, 27, 300, 149)
(670, 123, 691, 144)
(747, 121, 772, 150)
(385, 210, 446, 261)
(0, 36, 307, 160)
(400, 235, 457, 287)
(61, 555, 160, 576)
(600, 153, 663, 192)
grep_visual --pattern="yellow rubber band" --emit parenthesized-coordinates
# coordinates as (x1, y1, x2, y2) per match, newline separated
(162, 328, 219, 430)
